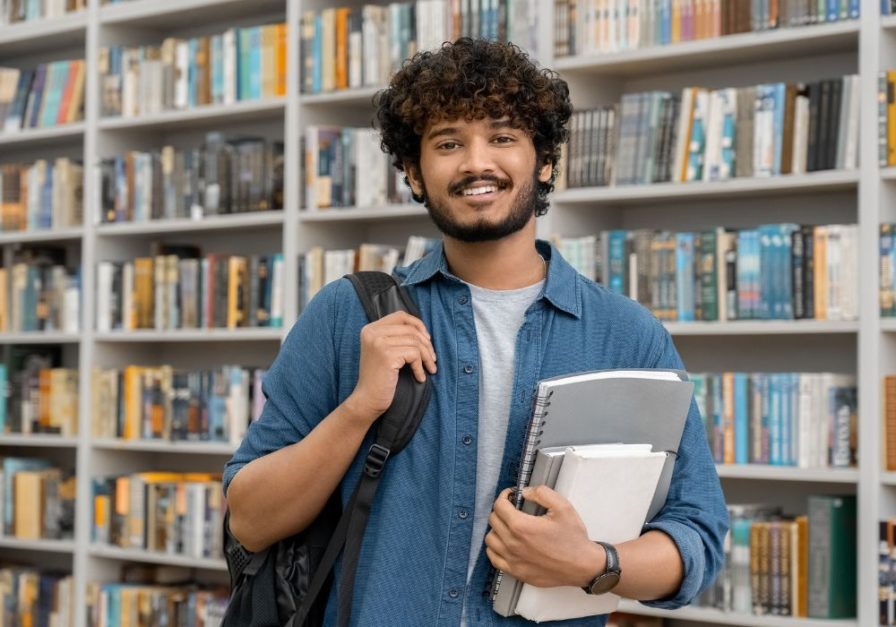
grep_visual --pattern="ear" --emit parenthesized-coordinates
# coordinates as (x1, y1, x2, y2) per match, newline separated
(405, 163, 424, 196)
(537, 159, 552, 184)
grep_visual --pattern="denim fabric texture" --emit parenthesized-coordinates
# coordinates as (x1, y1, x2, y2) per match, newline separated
(223, 239, 729, 626)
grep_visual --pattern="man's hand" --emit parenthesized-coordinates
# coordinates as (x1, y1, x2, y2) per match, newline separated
(344, 311, 437, 427)
(485, 486, 604, 588)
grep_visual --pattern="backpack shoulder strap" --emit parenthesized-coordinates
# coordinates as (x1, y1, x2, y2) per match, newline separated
(294, 271, 431, 627)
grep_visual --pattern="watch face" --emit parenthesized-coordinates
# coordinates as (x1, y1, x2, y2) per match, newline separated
(589, 572, 621, 595)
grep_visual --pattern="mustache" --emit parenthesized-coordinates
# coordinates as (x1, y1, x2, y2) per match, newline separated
(448, 175, 510, 196)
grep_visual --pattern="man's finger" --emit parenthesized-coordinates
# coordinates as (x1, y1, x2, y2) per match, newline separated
(520, 484, 569, 513)
(485, 546, 511, 574)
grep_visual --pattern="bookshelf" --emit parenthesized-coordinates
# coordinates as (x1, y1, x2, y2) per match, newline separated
(0, 12, 87, 55)
(0, 1, 884, 626)
(552, 20, 859, 76)
(616, 600, 859, 627)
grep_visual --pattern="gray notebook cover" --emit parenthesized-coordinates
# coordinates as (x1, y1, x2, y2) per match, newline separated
(491, 368, 694, 616)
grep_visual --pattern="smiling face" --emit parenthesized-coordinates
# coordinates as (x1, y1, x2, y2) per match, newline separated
(406, 117, 553, 243)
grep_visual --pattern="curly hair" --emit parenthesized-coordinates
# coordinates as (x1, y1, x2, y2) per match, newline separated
(374, 38, 571, 217)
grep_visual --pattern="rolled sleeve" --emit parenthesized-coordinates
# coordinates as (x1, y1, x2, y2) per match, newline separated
(641, 517, 708, 609)
(638, 327, 729, 609)
(223, 279, 349, 494)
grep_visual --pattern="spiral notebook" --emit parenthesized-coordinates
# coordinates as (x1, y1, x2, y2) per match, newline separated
(490, 368, 694, 617)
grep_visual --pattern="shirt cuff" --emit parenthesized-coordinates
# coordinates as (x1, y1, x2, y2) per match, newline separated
(638, 519, 706, 610)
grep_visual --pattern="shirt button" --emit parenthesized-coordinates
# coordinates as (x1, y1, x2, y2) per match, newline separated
(458, 296, 468, 305)
(462, 435, 473, 445)
(459, 509, 469, 519)
(448, 589, 459, 599)
(464, 364, 474, 374)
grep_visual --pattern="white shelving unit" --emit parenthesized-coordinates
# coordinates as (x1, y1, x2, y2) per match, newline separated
(617, 600, 859, 627)
(0, 1, 884, 625)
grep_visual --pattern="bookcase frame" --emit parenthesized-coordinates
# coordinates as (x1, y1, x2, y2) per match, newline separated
(0, 0, 886, 625)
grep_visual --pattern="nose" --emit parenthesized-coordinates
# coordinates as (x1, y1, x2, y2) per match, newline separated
(459, 136, 496, 175)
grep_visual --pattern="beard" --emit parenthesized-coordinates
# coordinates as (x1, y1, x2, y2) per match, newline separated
(419, 171, 539, 243)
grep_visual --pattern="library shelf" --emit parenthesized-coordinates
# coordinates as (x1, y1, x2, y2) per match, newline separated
(0, 226, 83, 244)
(96, 210, 284, 237)
(0, 122, 85, 149)
(298, 204, 426, 223)
(0, 536, 75, 553)
(664, 320, 859, 336)
(93, 328, 283, 342)
(0, 434, 78, 448)
(880, 319, 896, 332)
(616, 600, 858, 626)
(881, 472, 896, 486)
(884, 14, 896, 30)
(715, 465, 859, 483)
(882, 167, 896, 181)
(98, 0, 283, 28)
(300, 85, 384, 106)
(97, 98, 286, 132)
(0, 12, 87, 56)
(552, 170, 859, 206)
(89, 545, 227, 571)
(0, 332, 80, 344)
(92, 438, 235, 455)
(554, 20, 859, 77)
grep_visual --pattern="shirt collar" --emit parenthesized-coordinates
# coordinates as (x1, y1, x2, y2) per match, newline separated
(399, 238, 581, 319)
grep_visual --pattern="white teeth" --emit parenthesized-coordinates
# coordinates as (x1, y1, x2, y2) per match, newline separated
(462, 185, 497, 196)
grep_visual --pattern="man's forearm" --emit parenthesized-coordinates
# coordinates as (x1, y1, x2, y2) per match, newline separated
(226, 397, 374, 552)
(574, 530, 684, 602)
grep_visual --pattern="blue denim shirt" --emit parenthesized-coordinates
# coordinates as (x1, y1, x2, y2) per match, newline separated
(224, 240, 728, 626)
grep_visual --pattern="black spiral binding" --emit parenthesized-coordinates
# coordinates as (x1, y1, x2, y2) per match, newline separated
(489, 386, 555, 603)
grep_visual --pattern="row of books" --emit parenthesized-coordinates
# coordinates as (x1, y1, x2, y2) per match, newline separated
(0, 159, 83, 232)
(298, 235, 439, 308)
(0, 249, 81, 333)
(100, 22, 286, 118)
(0, 361, 77, 437)
(880, 517, 896, 626)
(881, 375, 896, 472)
(0, 61, 86, 133)
(302, 126, 407, 210)
(554, 223, 859, 323)
(554, 0, 859, 57)
(0, 346, 72, 436)
(693, 371, 857, 469)
(879, 225, 896, 318)
(701, 497, 856, 619)
(0, 457, 75, 540)
(99, 133, 284, 224)
(91, 473, 224, 560)
(0, 568, 72, 627)
(564, 76, 859, 189)
(880, 70, 896, 168)
(299, 1, 536, 95)
(1, 0, 84, 24)
(91, 365, 267, 445)
(86, 582, 228, 627)
(96, 251, 284, 332)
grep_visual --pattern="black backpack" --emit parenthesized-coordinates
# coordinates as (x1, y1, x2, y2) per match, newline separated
(222, 271, 432, 627)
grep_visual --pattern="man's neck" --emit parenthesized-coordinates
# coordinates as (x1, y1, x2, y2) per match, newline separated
(442, 226, 546, 290)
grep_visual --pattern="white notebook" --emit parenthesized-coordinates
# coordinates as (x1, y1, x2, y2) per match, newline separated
(514, 443, 667, 623)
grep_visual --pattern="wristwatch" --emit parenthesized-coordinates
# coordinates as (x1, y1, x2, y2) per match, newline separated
(582, 541, 622, 595)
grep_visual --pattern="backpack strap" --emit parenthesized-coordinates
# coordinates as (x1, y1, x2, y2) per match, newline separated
(293, 272, 431, 627)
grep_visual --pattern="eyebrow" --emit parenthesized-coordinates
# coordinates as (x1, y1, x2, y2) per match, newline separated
(425, 119, 517, 140)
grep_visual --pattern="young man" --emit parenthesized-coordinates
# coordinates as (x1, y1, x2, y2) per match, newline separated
(225, 38, 728, 626)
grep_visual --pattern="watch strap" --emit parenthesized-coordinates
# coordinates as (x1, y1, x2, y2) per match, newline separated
(596, 541, 619, 574)
(582, 541, 622, 595)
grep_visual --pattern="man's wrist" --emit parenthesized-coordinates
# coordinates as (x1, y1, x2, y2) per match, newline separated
(574, 540, 607, 588)
(341, 393, 380, 430)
